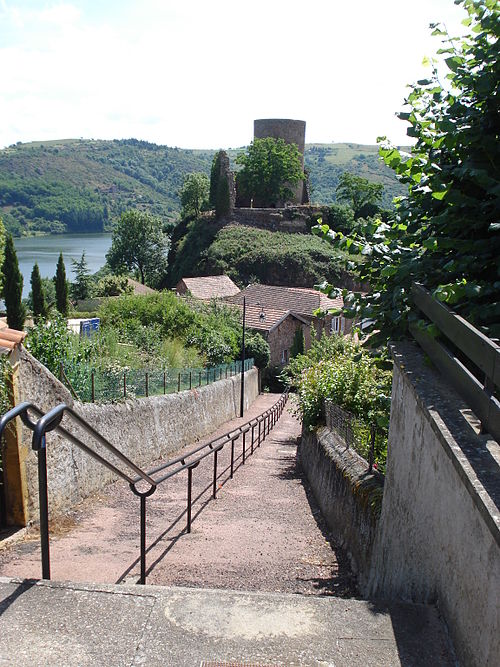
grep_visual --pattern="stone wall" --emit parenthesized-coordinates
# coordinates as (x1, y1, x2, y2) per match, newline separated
(15, 348, 259, 521)
(368, 342, 500, 667)
(298, 427, 383, 591)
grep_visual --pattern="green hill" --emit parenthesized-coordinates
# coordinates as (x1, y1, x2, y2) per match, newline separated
(0, 138, 406, 236)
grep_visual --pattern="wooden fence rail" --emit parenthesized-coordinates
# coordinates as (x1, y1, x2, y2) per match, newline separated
(410, 282, 500, 443)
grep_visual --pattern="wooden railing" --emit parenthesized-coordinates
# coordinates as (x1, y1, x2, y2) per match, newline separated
(410, 283, 500, 442)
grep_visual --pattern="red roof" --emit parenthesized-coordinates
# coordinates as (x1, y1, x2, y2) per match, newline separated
(234, 305, 307, 333)
(177, 276, 240, 300)
(0, 327, 27, 355)
(226, 284, 343, 317)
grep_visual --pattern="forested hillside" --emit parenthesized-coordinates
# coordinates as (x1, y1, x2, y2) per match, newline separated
(0, 138, 406, 236)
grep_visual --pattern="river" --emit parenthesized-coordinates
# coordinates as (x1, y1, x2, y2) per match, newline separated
(13, 233, 112, 298)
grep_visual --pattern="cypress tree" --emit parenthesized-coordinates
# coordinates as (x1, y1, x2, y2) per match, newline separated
(209, 151, 222, 209)
(1, 234, 26, 331)
(55, 252, 69, 316)
(31, 262, 48, 321)
(290, 327, 305, 358)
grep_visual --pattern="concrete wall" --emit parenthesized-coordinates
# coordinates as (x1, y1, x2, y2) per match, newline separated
(298, 427, 383, 590)
(368, 342, 500, 667)
(15, 348, 259, 520)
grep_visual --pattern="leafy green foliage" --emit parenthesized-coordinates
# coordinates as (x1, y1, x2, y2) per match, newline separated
(290, 327, 305, 358)
(71, 251, 92, 301)
(245, 333, 270, 369)
(315, 0, 500, 342)
(166, 222, 361, 289)
(282, 333, 392, 466)
(55, 252, 69, 316)
(2, 234, 26, 330)
(236, 138, 304, 206)
(94, 274, 133, 297)
(180, 172, 209, 218)
(30, 263, 48, 321)
(336, 172, 384, 219)
(106, 210, 169, 287)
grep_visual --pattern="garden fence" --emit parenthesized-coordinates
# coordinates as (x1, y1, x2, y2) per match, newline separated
(324, 400, 385, 474)
(59, 358, 254, 403)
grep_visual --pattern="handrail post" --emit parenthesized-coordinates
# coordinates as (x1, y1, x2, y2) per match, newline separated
(199, 371, 201, 387)
(145, 372, 149, 398)
(189, 371, 192, 390)
(242, 431, 246, 464)
(230, 437, 236, 478)
(251, 424, 255, 454)
(163, 371, 166, 395)
(212, 450, 218, 499)
(140, 495, 147, 584)
(258, 419, 261, 446)
(187, 466, 193, 533)
(123, 373, 127, 399)
(38, 435, 50, 580)
(178, 373, 181, 393)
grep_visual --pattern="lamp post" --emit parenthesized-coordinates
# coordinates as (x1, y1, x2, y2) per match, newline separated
(240, 297, 246, 418)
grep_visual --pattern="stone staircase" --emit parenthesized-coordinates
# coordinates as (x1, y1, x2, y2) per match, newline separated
(0, 577, 455, 667)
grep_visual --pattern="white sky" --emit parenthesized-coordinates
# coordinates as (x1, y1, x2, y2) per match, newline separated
(0, 0, 468, 150)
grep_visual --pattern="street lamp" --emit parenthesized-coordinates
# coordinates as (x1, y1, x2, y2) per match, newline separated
(240, 296, 246, 418)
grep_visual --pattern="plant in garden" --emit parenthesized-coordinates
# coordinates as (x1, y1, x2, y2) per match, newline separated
(314, 0, 500, 344)
(2, 233, 26, 330)
(71, 251, 92, 301)
(31, 263, 48, 321)
(55, 252, 69, 316)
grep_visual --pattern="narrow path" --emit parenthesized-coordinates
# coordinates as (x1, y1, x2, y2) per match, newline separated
(0, 394, 357, 596)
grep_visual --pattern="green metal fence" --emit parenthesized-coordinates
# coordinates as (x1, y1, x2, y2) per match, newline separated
(60, 358, 254, 403)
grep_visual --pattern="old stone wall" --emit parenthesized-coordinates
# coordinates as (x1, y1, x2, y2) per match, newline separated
(368, 342, 500, 667)
(15, 348, 259, 520)
(298, 427, 383, 590)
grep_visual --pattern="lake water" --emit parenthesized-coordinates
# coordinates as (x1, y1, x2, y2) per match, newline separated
(13, 233, 112, 298)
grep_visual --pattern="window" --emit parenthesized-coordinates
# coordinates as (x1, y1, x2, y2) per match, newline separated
(330, 316, 345, 334)
(281, 349, 289, 364)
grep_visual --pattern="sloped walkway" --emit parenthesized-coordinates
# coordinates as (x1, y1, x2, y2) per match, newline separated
(0, 394, 357, 596)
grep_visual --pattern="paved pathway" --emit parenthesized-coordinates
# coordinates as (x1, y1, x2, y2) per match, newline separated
(0, 394, 357, 596)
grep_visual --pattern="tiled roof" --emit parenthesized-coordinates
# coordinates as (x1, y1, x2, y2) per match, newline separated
(0, 327, 27, 355)
(177, 275, 241, 300)
(234, 305, 307, 333)
(127, 278, 155, 295)
(226, 284, 343, 317)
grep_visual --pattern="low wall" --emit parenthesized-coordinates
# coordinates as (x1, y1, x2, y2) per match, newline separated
(368, 342, 500, 667)
(298, 427, 383, 591)
(16, 348, 259, 520)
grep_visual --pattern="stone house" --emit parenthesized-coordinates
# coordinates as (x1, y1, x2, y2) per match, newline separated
(175, 275, 240, 300)
(227, 284, 351, 366)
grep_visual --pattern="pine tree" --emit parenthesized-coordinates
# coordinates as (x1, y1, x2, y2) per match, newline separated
(55, 252, 69, 316)
(71, 251, 91, 301)
(2, 234, 26, 330)
(31, 262, 48, 321)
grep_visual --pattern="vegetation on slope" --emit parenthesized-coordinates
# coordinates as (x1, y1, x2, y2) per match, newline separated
(0, 139, 404, 236)
(166, 220, 361, 289)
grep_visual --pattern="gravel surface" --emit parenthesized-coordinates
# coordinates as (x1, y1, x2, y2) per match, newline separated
(0, 394, 357, 597)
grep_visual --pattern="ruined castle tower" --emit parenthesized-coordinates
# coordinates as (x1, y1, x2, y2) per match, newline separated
(254, 119, 307, 205)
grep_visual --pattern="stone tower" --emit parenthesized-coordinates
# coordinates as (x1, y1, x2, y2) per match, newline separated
(254, 119, 307, 204)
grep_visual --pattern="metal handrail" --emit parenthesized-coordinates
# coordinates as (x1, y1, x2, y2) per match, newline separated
(0, 391, 289, 585)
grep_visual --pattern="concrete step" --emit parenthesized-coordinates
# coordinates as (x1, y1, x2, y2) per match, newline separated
(0, 577, 455, 666)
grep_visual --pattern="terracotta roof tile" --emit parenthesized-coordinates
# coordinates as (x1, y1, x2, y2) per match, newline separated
(177, 275, 241, 300)
(127, 278, 155, 295)
(234, 305, 306, 333)
(0, 327, 27, 355)
(226, 284, 343, 317)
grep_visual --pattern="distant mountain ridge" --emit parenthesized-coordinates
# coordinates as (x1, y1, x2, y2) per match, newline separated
(0, 138, 406, 236)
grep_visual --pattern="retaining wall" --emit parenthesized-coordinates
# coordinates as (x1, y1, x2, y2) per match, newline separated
(16, 348, 259, 520)
(298, 427, 383, 591)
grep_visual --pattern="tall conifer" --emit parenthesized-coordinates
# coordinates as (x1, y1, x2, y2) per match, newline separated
(2, 234, 26, 330)
(31, 262, 47, 321)
(55, 252, 69, 315)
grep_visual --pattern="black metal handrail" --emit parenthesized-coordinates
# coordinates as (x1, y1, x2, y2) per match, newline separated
(0, 392, 289, 585)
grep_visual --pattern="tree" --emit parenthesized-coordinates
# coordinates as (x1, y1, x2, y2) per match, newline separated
(245, 332, 270, 369)
(290, 327, 305, 358)
(55, 252, 69, 316)
(31, 263, 48, 321)
(315, 0, 500, 343)
(71, 251, 91, 301)
(209, 151, 223, 208)
(2, 234, 26, 330)
(335, 173, 384, 219)
(236, 137, 304, 206)
(106, 210, 170, 286)
(180, 172, 209, 218)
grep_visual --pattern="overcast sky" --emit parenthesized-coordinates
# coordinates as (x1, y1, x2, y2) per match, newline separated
(0, 0, 468, 150)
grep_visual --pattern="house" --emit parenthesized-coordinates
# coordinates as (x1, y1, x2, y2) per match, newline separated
(235, 304, 310, 367)
(226, 284, 351, 366)
(176, 275, 240, 300)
